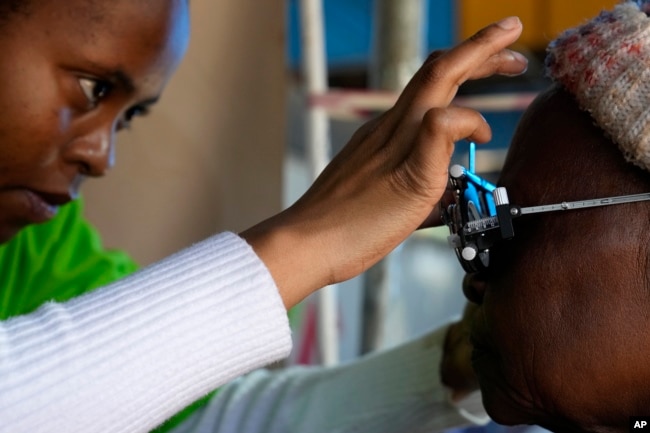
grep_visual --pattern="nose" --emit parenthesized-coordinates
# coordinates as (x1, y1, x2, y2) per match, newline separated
(462, 273, 487, 305)
(62, 124, 116, 177)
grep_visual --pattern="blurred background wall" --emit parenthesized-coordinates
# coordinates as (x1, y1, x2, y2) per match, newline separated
(83, 0, 287, 266)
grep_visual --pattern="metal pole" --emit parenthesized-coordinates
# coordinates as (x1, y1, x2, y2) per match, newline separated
(361, 0, 426, 354)
(370, 0, 426, 90)
(299, 0, 339, 366)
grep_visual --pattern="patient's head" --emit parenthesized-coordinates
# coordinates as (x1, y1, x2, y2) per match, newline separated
(464, 2, 650, 431)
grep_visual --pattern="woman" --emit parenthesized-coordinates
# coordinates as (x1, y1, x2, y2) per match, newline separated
(0, 0, 527, 431)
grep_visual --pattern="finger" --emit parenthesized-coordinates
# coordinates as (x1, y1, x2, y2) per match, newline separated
(423, 48, 526, 80)
(422, 49, 447, 65)
(417, 203, 443, 229)
(395, 106, 490, 203)
(408, 105, 491, 163)
(440, 321, 477, 395)
(466, 48, 528, 79)
(397, 17, 525, 117)
(422, 16, 525, 103)
(417, 189, 453, 229)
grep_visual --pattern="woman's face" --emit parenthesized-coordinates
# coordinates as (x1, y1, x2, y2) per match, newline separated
(464, 87, 650, 432)
(0, 0, 189, 242)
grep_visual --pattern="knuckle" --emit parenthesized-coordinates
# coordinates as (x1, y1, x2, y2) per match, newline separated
(421, 107, 488, 143)
(424, 49, 447, 64)
(419, 60, 447, 86)
(422, 107, 451, 132)
(349, 110, 393, 147)
(468, 25, 492, 45)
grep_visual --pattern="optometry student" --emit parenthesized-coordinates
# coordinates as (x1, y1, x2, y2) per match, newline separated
(0, 1, 530, 432)
(454, 1, 650, 432)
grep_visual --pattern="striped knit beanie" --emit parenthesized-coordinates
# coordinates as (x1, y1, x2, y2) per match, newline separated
(545, 1, 650, 171)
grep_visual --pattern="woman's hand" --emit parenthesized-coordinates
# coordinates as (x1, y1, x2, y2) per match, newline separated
(241, 17, 527, 309)
(440, 302, 480, 402)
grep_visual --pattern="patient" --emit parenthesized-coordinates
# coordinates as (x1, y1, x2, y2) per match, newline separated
(462, 1, 650, 432)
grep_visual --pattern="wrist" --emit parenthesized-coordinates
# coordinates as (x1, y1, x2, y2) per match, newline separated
(240, 212, 328, 309)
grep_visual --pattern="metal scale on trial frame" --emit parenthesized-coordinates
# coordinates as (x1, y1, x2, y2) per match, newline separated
(442, 142, 650, 273)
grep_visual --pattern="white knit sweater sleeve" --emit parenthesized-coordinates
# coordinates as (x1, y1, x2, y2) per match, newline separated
(0, 232, 292, 433)
(170, 325, 489, 433)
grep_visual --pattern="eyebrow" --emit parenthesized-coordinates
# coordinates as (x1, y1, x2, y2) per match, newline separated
(109, 69, 136, 93)
(81, 62, 160, 106)
(107, 68, 160, 105)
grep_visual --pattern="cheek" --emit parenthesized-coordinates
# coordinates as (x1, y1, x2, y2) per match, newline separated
(0, 66, 70, 183)
(486, 236, 650, 422)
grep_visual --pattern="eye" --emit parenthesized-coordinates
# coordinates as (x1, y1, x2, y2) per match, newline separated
(118, 105, 150, 130)
(125, 105, 149, 121)
(78, 77, 113, 108)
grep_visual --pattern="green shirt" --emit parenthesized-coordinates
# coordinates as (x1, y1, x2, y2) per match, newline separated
(0, 199, 138, 320)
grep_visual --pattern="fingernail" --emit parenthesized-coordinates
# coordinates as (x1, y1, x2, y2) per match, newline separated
(496, 16, 521, 30)
(511, 50, 528, 64)
(504, 50, 528, 71)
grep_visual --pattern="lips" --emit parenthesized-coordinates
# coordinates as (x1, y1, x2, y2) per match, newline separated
(32, 190, 73, 207)
(22, 189, 72, 223)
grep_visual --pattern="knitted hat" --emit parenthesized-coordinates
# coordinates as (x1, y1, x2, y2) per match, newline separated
(545, 1, 650, 171)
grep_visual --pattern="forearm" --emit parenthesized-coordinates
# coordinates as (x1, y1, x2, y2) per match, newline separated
(171, 326, 487, 433)
(0, 232, 292, 433)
